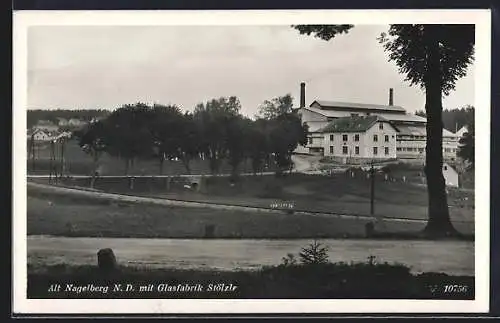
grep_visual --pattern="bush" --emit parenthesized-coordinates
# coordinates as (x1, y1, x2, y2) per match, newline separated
(299, 240, 329, 265)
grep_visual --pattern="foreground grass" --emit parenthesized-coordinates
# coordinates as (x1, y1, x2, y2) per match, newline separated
(27, 262, 474, 299)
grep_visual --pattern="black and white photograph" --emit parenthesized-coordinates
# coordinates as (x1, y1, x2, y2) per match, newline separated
(13, 10, 491, 314)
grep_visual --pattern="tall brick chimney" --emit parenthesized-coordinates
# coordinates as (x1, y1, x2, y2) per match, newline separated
(300, 82, 306, 108)
(389, 88, 394, 106)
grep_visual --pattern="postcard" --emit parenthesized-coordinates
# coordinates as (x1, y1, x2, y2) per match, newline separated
(13, 9, 491, 314)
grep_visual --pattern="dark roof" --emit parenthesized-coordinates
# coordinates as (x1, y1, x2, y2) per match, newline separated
(311, 100, 406, 113)
(318, 115, 396, 133)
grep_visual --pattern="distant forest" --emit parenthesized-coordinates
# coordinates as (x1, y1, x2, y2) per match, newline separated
(415, 105, 474, 133)
(27, 109, 111, 128)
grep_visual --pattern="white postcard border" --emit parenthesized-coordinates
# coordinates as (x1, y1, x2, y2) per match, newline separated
(13, 9, 491, 314)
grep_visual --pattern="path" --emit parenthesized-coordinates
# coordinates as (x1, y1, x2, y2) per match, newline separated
(27, 236, 475, 276)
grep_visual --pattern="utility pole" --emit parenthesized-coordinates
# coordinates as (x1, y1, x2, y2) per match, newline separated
(60, 138, 65, 179)
(370, 160, 375, 216)
(49, 140, 54, 184)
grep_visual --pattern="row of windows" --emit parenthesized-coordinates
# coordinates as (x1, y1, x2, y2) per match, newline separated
(396, 147, 458, 153)
(328, 134, 391, 142)
(329, 146, 390, 155)
(397, 147, 425, 152)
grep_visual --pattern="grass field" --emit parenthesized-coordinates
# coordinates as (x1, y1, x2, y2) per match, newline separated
(27, 180, 473, 239)
(32, 172, 475, 225)
(27, 262, 474, 299)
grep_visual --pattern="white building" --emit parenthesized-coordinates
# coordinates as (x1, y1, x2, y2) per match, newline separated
(396, 126, 460, 161)
(318, 115, 398, 163)
(455, 125, 469, 138)
(28, 129, 51, 141)
(296, 82, 459, 162)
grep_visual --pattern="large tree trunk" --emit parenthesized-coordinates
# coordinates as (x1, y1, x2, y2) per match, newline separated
(422, 26, 458, 238)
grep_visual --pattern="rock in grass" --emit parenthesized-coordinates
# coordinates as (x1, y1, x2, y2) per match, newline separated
(97, 248, 117, 271)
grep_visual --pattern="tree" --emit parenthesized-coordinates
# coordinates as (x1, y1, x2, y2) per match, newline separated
(194, 96, 242, 174)
(176, 112, 201, 174)
(457, 115, 475, 170)
(226, 115, 252, 178)
(149, 104, 185, 175)
(104, 103, 155, 175)
(73, 121, 108, 188)
(257, 94, 295, 120)
(268, 112, 308, 176)
(247, 119, 270, 175)
(442, 105, 475, 132)
(293, 24, 474, 237)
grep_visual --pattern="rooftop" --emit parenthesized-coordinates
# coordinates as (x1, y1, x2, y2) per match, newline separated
(396, 125, 459, 138)
(318, 115, 394, 133)
(302, 106, 427, 124)
(311, 100, 406, 113)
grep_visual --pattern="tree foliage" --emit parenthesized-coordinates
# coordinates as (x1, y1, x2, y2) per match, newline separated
(378, 25, 474, 96)
(176, 112, 201, 174)
(443, 105, 474, 133)
(299, 240, 329, 265)
(72, 120, 108, 187)
(27, 109, 110, 128)
(149, 104, 185, 174)
(257, 94, 295, 120)
(104, 103, 155, 174)
(416, 106, 475, 133)
(457, 112, 475, 170)
(226, 115, 253, 178)
(292, 25, 354, 40)
(268, 112, 308, 175)
(194, 97, 242, 174)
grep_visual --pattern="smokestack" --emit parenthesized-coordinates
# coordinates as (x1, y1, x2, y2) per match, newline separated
(389, 88, 394, 106)
(300, 82, 306, 108)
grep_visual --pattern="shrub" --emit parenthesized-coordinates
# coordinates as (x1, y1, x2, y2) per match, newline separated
(299, 240, 329, 265)
(281, 253, 297, 267)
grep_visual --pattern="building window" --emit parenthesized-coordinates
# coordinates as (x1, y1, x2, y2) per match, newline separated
(444, 166, 448, 170)
(385, 135, 389, 142)
(385, 147, 389, 155)
(330, 134, 334, 141)
(342, 134, 348, 141)
(373, 147, 378, 155)
(354, 134, 359, 142)
(308, 137, 312, 144)
(355, 146, 359, 155)
(373, 134, 378, 142)
(330, 146, 334, 154)
(419, 148, 424, 153)
(397, 147, 401, 151)
(342, 146, 348, 155)
(351, 113, 359, 117)
(445, 148, 451, 152)
(379, 123, 384, 130)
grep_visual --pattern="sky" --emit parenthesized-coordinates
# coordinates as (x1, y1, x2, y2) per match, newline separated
(27, 25, 475, 118)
